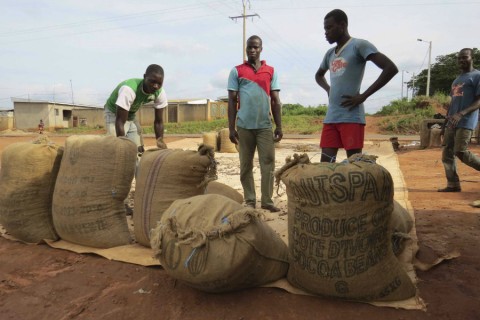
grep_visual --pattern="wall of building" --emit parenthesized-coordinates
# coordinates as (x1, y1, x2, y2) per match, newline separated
(13, 101, 100, 130)
(72, 108, 105, 128)
(14, 102, 50, 130)
(178, 104, 207, 122)
(208, 101, 228, 120)
(12, 100, 228, 131)
(0, 111, 14, 131)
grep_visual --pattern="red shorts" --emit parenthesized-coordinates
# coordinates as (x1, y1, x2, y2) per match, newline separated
(320, 123, 365, 150)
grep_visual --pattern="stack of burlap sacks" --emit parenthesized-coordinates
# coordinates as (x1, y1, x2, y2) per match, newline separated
(0, 135, 286, 292)
(202, 128, 237, 153)
(0, 135, 415, 301)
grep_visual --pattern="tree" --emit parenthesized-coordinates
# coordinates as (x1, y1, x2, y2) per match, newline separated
(407, 48, 480, 96)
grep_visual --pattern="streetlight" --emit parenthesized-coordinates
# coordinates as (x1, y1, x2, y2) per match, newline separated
(401, 70, 409, 99)
(417, 38, 432, 96)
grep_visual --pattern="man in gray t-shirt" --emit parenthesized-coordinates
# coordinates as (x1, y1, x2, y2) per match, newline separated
(315, 9, 398, 162)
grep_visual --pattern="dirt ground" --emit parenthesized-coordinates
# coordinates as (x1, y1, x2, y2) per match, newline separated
(0, 126, 479, 320)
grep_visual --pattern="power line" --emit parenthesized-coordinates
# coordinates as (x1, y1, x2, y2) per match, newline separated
(258, 1, 480, 11)
(0, 11, 223, 45)
(229, 0, 259, 62)
(0, 2, 225, 37)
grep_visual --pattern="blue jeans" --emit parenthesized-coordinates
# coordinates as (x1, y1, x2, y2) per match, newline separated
(442, 127, 480, 188)
(104, 108, 141, 147)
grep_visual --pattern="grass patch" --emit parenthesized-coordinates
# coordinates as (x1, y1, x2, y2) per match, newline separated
(142, 115, 322, 135)
(55, 125, 105, 134)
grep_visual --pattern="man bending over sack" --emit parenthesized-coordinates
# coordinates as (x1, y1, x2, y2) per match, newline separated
(104, 64, 168, 151)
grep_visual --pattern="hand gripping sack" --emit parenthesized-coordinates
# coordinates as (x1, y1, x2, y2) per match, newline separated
(276, 153, 416, 302)
(150, 194, 289, 293)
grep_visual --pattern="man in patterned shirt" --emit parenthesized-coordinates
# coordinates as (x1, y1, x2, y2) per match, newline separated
(227, 35, 283, 212)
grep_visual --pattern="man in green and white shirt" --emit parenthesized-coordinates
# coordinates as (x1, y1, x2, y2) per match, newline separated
(104, 64, 168, 151)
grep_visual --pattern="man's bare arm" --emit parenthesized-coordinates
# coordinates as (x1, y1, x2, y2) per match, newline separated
(153, 108, 165, 139)
(271, 90, 283, 142)
(115, 106, 129, 137)
(228, 90, 239, 144)
(341, 52, 398, 109)
(315, 67, 330, 95)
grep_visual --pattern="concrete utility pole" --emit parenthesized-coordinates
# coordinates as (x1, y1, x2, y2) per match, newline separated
(401, 70, 409, 100)
(417, 38, 432, 96)
(229, 0, 259, 61)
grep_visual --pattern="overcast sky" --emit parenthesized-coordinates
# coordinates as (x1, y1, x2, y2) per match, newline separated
(0, 0, 478, 113)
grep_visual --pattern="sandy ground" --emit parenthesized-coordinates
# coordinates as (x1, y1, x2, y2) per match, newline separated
(0, 131, 479, 320)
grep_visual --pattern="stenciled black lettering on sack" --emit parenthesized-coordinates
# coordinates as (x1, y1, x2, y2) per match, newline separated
(53, 203, 108, 216)
(291, 205, 391, 279)
(56, 219, 108, 234)
(68, 146, 80, 165)
(378, 276, 402, 298)
(289, 170, 392, 206)
(163, 239, 181, 270)
(57, 175, 95, 185)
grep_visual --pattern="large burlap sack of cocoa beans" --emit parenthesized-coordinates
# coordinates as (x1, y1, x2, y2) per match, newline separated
(276, 153, 416, 302)
(205, 181, 243, 204)
(52, 135, 136, 248)
(202, 131, 218, 151)
(133, 144, 217, 247)
(429, 127, 443, 148)
(0, 137, 63, 243)
(218, 128, 238, 153)
(150, 194, 289, 292)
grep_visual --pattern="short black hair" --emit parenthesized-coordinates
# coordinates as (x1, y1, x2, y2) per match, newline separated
(247, 35, 262, 46)
(145, 64, 164, 76)
(325, 9, 348, 25)
(460, 48, 473, 55)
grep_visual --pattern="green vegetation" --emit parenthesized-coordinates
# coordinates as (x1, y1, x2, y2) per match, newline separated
(282, 103, 327, 116)
(55, 96, 449, 136)
(54, 125, 104, 134)
(141, 104, 326, 135)
(142, 115, 323, 135)
(162, 118, 229, 134)
(374, 94, 447, 134)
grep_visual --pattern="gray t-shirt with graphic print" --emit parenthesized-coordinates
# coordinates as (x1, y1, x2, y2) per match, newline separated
(320, 38, 378, 124)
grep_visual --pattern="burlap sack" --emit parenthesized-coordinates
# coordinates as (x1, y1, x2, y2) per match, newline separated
(390, 200, 414, 256)
(202, 132, 218, 151)
(205, 181, 243, 204)
(429, 128, 443, 148)
(52, 135, 136, 248)
(0, 138, 63, 243)
(219, 128, 238, 153)
(150, 194, 289, 292)
(134, 144, 217, 247)
(276, 153, 416, 302)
